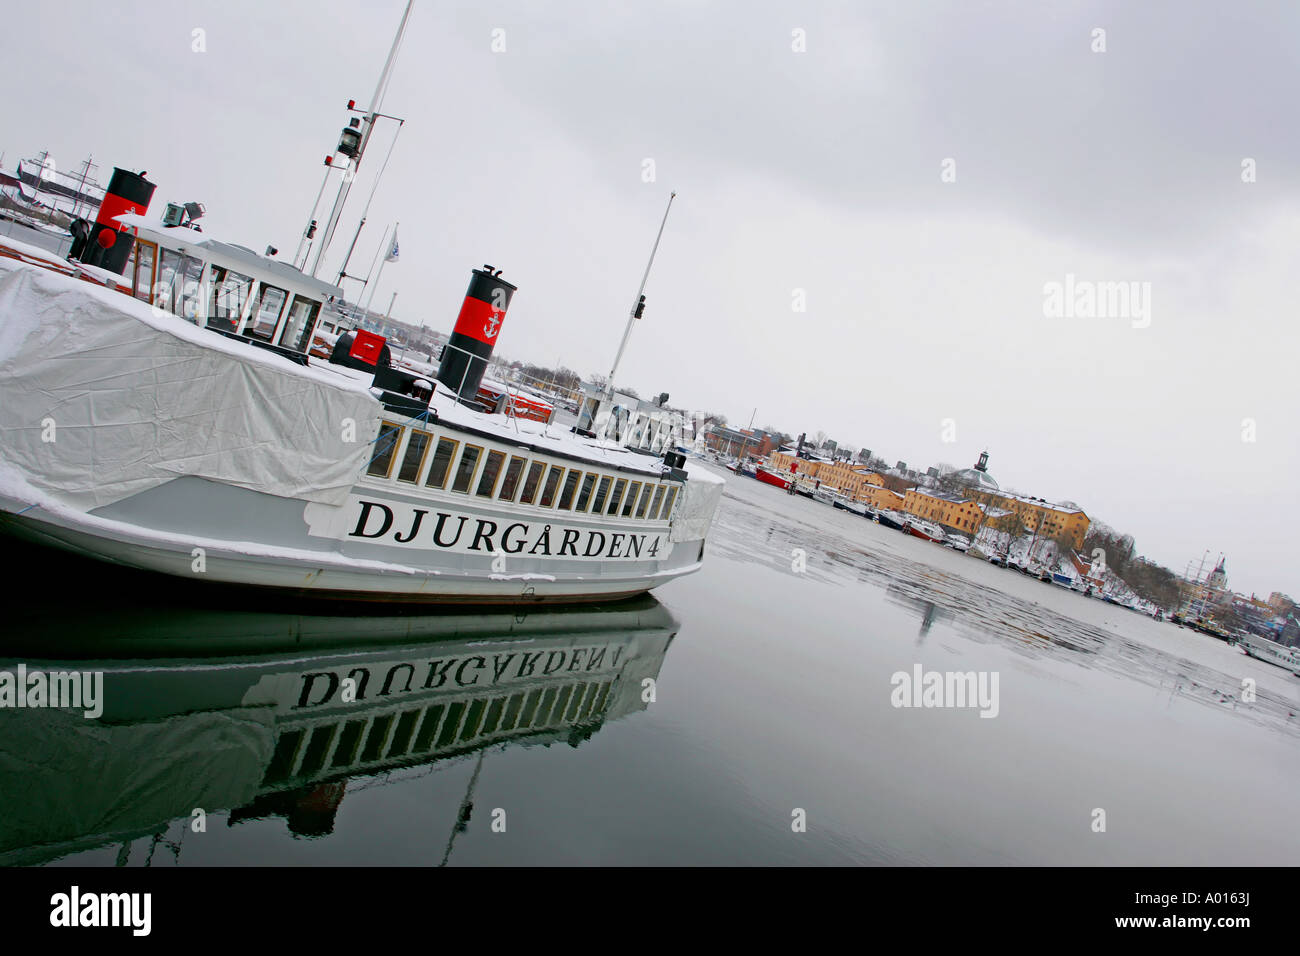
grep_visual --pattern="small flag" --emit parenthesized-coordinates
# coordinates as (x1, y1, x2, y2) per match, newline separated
(385, 227, 400, 263)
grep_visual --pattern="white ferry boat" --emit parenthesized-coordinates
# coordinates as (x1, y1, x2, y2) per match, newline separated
(0, 232, 722, 604)
(0, 5, 723, 605)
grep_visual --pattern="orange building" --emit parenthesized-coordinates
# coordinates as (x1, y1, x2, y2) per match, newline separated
(903, 489, 984, 535)
(861, 485, 907, 512)
(961, 488, 1090, 550)
(951, 452, 1090, 549)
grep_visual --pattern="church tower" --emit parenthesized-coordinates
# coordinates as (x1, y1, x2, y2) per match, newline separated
(1208, 557, 1227, 591)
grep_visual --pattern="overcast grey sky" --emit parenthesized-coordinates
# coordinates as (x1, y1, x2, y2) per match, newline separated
(5, 0, 1298, 597)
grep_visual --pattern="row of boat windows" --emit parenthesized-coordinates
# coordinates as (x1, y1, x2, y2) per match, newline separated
(367, 422, 680, 522)
(125, 240, 321, 351)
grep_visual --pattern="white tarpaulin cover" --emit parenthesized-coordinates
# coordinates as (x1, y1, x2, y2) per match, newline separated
(0, 259, 381, 511)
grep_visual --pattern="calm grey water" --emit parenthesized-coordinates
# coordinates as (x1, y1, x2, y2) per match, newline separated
(3, 464, 1297, 866)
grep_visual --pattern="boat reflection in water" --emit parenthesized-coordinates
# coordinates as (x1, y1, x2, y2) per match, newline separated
(0, 581, 678, 866)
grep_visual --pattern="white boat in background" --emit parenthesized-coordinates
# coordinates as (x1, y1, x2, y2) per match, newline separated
(813, 487, 841, 505)
(830, 495, 871, 518)
(1239, 637, 1300, 677)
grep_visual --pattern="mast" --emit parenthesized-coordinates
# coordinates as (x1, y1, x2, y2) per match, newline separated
(307, 0, 414, 278)
(597, 192, 676, 433)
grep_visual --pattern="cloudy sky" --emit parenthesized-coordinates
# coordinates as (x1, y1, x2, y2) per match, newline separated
(6, 1, 1298, 596)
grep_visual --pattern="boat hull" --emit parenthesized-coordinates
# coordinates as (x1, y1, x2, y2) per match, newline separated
(876, 512, 906, 530)
(754, 467, 793, 491)
(0, 497, 704, 605)
(905, 524, 944, 543)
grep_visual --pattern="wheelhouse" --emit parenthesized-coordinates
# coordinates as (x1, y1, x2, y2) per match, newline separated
(114, 213, 344, 362)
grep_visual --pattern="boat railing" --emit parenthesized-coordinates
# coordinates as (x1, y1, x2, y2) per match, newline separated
(422, 338, 577, 425)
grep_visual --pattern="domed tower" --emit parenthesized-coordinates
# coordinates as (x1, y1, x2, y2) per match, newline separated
(1209, 557, 1227, 591)
(953, 450, 999, 492)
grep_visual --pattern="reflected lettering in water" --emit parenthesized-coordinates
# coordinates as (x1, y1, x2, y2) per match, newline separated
(0, 588, 677, 866)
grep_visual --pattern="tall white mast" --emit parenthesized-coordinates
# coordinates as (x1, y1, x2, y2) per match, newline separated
(601, 191, 676, 410)
(308, 0, 414, 278)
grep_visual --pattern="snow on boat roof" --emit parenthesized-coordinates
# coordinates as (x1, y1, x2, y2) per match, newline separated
(113, 212, 344, 300)
(423, 386, 720, 481)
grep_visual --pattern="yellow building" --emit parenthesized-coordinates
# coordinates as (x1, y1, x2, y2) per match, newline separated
(903, 489, 984, 535)
(862, 485, 907, 512)
(951, 452, 1090, 550)
(962, 488, 1090, 550)
(765, 453, 883, 501)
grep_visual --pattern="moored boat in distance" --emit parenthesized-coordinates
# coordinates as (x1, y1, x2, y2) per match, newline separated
(832, 497, 872, 518)
(876, 509, 907, 531)
(904, 519, 946, 543)
(754, 466, 793, 491)
(1238, 637, 1300, 676)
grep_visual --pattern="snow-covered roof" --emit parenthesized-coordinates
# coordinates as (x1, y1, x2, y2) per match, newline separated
(423, 386, 715, 481)
(113, 212, 344, 301)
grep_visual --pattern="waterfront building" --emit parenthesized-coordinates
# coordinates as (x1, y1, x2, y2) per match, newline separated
(950, 452, 1090, 549)
(765, 451, 883, 501)
(902, 489, 985, 535)
(708, 426, 779, 459)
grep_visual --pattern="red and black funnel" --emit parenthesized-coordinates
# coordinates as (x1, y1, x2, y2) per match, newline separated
(79, 168, 155, 274)
(436, 266, 517, 402)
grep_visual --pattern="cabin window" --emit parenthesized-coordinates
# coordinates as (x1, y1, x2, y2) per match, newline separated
(476, 450, 507, 498)
(635, 483, 654, 518)
(557, 471, 581, 510)
(156, 248, 204, 320)
(498, 456, 527, 501)
(129, 240, 157, 302)
(607, 478, 627, 516)
(538, 467, 564, 507)
(278, 294, 322, 352)
(249, 284, 288, 340)
(622, 481, 642, 517)
(397, 430, 431, 483)
(661, 486, 678, 518)
(519, 461, 545, 504)
(452, 445, 483, 493)
(425, 438, 458, 489)
(367, 422, 404, 478)
(575, 474, 597, 512)
(592, 476, 612, 514)
(648, 485, 666, 520)
(207, 266, 254, 332)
